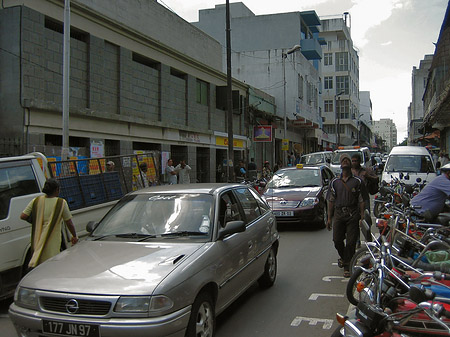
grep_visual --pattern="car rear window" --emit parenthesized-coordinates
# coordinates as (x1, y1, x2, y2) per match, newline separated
(0, 163, 40, 220)
(331, 151, 362, 165)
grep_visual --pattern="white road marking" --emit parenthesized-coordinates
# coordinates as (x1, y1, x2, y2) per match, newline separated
(322, 275, 345, 282)
(290, 316, 334, 329)
(309, 293, 345, 300)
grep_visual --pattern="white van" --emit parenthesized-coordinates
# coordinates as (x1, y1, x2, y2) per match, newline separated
(0, 152, 50, 300)
(382, 146, 436, 185)
(330, 146, 371, 176)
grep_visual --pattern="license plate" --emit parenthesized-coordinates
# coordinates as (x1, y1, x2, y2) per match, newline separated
(273, 211, 294, 217)
(43, 320, 99, 337)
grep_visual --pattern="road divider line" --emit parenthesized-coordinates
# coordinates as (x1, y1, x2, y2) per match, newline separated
(290, 316, 333, 329)
(309, 293, 344, 300)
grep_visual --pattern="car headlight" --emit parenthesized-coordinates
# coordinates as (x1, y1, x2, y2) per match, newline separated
(149, 295, 174, 312)
(15, 287, 38, 309)
(299, 197, 319, 207)
(115, 295, 173, 313)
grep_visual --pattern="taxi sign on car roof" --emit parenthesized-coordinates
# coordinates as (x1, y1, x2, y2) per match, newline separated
(296, 164, 303, 169)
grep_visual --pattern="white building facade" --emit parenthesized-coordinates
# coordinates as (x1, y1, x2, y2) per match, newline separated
(373, 119, 398, 152)
(193, 2, 325, 162)
(319, 14, 360, 147)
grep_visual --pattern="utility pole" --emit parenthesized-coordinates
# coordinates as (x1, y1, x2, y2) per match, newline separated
(62, 0, 70, 160)
(226, 0, 233, 182)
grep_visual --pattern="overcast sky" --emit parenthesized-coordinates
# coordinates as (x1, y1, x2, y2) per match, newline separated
(159, 0, 448, 142)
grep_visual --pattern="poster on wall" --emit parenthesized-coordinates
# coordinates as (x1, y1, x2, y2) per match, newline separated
(89, 139, 105, 174)
(253, 126, 272, 142)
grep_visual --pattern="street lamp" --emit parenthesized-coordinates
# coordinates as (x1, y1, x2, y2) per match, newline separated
(334, 91, 345, 148)
(282, 44, 301, 166)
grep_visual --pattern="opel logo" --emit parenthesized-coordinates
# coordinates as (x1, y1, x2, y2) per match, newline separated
(280, 201, 287, 205)
(65, 299, 79, 314)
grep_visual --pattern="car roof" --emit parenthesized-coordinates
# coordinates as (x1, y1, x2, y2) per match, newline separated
(334, 147, 368, 153)
(278, 166, 323, 172)
(302, 151, 332, 156)
(130, 183, 245, 196)
(388, 146, 430, 156)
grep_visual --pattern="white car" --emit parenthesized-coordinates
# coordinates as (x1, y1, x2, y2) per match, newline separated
(330, 147, 371, 176)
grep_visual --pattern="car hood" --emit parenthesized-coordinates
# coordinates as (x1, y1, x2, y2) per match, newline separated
(20, 240, 204, 295)
(263, 186, 321, 201)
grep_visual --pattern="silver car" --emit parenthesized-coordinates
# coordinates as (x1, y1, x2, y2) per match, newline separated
(9, 184, 279, 337)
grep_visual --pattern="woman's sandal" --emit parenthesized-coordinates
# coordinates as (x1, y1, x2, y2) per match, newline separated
(338, 258, 344, 268)
(343, 270, 351, 278)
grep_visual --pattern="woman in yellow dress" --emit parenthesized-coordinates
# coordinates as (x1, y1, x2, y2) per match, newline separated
(20, 178, 78, 268)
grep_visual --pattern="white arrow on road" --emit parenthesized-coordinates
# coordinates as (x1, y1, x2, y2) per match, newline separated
(309, 293, 345, 300)
(290, 316, 334, 329)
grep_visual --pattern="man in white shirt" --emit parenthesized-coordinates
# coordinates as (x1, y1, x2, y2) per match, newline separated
(166, 159, 178, 184)
(175, 160, 192, 184)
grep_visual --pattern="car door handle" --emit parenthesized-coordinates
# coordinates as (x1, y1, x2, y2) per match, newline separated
(248, 241, 253, 250)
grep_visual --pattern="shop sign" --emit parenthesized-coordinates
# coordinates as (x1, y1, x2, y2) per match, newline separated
(216, 136, 244, 148)
(253, 126, 272, 142)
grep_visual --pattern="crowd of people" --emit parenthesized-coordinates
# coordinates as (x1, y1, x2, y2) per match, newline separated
(21, 149, 450, 276)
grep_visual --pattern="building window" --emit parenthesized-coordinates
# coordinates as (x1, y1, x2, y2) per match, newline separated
(196, 80, 208, 105)
(324, 53, 333, 66)
(298, 75, 304, 99)
(324, 76, 333, 89)
(324, 100, 333, 113)
(335, 52, 349, 72)
(336, 76, 349, 95)
(337, 99, 350, 119)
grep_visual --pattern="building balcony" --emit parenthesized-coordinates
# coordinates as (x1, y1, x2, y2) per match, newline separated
(300, 38, 322, 60)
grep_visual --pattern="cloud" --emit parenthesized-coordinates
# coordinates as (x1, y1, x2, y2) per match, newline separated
(349, 0, 406, 48)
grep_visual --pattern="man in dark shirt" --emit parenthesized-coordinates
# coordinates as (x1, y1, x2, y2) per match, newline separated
(327, 153, 366, 277)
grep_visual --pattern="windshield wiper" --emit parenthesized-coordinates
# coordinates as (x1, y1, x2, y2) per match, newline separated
(115, 233, 156, 239)
(302, 184, 319, 187)
(161, 231, 207, 237)
(92, 233, 157, 241)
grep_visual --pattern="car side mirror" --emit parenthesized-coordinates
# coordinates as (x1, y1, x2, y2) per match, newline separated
(218, 220, 246, 240)
(86, 221, 98, 233)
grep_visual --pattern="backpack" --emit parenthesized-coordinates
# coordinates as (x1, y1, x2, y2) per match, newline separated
(366, 174, 380, 195)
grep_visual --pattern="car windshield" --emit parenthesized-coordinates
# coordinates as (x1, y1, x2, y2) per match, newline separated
(300, 153, 325, 165)
(267, 169, 321, 188)
(385, 155, 435, 173)
(92, 193, 214, 239)
(331, 151, 362, 165)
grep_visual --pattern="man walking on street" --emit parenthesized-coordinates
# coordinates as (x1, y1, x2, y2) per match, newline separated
(327, 153, 366, 278)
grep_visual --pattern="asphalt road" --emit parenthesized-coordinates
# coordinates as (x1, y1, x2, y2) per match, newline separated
(215, 223, 351, 337)
(0, 224, 352, 337)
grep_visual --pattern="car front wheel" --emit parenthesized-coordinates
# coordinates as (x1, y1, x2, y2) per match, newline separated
(258, 246, 277, 288)
(186, 292, 215, 337)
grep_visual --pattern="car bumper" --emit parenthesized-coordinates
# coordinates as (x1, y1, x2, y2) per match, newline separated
(273, 206, 320, 223)
(9, 302, 191, 337)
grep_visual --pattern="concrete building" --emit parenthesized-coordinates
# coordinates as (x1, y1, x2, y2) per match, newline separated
(408, 55, 433, 145)
(0, 0, 276, 182)
(193, 2, 324, 164)
(358, 91, 373, 148)
(421, 1, 450, 154)
(373, 119, 397, 152)
(319, 14, 360, 147)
